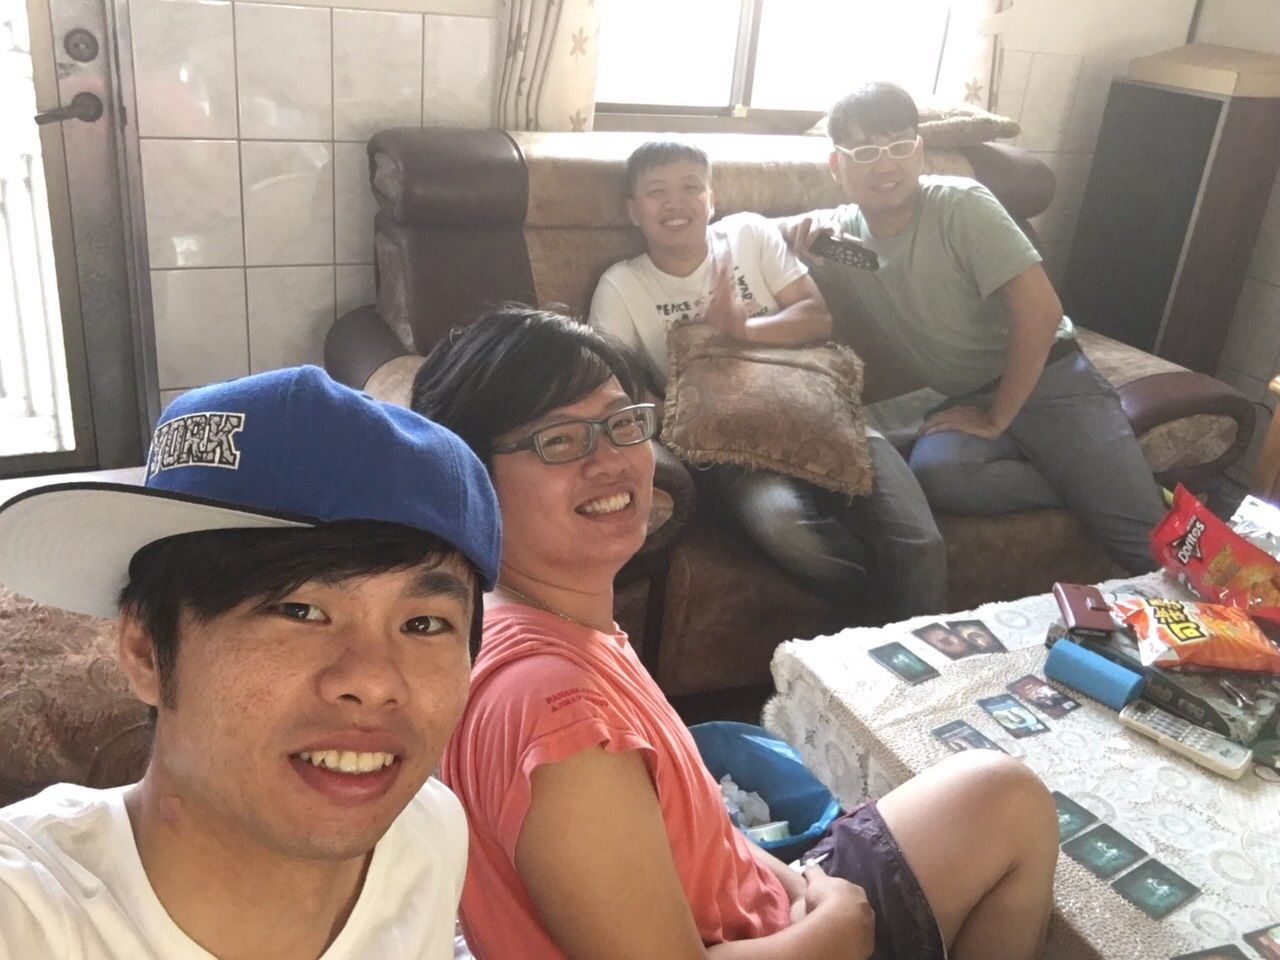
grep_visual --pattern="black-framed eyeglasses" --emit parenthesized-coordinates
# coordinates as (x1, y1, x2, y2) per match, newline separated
(492, 403, 658, 465)
(834, 137, 920, 165)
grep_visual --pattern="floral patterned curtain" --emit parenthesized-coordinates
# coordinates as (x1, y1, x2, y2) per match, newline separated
(934, 0, 1012, 109)
(497, 0, 600, 131)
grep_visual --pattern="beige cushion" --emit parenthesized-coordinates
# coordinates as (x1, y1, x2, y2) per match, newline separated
(806, 101, 1021, 148)
(661, 321, 873, 497)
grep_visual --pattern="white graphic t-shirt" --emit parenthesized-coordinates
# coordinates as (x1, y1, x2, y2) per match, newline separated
(588, 211, 808, 391)
(0, 780, 466, 959)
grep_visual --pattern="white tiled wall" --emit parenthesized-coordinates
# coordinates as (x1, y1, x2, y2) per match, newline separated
(984, 0, 1197, 280)
(1195, 0, 1280, 483)
(131, 0, 499, 396)
(991, 3, 1280, 487)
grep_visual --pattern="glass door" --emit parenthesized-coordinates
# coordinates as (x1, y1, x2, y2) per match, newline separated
(1, 0, 154, 477)
(1, 1, 87, 465)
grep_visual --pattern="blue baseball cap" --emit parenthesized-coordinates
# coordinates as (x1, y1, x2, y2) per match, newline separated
(0, 366, 501, 618)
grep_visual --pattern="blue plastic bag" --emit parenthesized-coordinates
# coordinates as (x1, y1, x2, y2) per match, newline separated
(690, 721, 840, 864)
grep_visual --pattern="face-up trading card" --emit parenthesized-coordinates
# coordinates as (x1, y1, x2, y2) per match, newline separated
(931, 719, 1005, 753)
(1170, 946, 1250, 959)
(911, 622, 979, 660)
(868, 642, 940, 685)
(1008, 674, 1081, 720)
(1050, 790, 1099, 843)
(945, 618, 1007, 654)
(1112, 858, 1200, 920)
(1245, 923, 1280, 960)
(1062, 823, 1147, 880)
(977, 693, 1050, 738)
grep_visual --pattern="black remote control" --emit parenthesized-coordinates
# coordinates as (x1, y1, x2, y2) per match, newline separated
(808, 234, 879, 271)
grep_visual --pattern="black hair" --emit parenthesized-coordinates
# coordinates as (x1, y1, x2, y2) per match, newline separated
(411, 304, 645, 469)
(828, 82, 920, 147)
(623, 139, 711, 198)
(118, 521, 483, 717)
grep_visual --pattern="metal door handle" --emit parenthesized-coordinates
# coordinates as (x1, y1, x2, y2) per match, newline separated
(35, 92, 104, 126)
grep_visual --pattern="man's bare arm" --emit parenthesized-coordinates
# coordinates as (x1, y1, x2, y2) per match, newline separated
(738, 274, 833, 346)
(920, 264, 1062, 440)
(987, 264, 1063, 429)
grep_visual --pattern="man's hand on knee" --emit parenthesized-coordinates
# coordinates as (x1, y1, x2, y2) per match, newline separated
(920, 405, 1005, 440)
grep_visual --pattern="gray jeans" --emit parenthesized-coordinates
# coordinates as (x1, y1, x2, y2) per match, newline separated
(908, 348, 1164, 574)
(703, 435, 947, 620)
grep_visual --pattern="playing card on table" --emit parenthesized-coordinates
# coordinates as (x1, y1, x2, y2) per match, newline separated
(1245, 923, 1280, 960)
(931, 719, 1004, 753)
(1008, 674, 1080, 719)
(1062, 823, 1147, 880)
(977, 693, 1050, 738)
(911, 622, 978, 660)
(945, 618, 1007, 654)
(1050, 790, 1099, 842)
(1169, 946, 1249, 959)
(1112, 858, 1199, 920)
(868, 642, 940, 685)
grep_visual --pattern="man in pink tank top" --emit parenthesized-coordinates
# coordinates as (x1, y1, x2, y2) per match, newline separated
(412, 305, 1059, 960)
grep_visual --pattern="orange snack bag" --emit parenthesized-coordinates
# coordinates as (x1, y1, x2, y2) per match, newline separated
(1150, 485, 1280, 622)
(1113, 596, 1280, 673)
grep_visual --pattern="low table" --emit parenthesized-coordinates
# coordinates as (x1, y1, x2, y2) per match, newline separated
(763, 571, 1279, 960)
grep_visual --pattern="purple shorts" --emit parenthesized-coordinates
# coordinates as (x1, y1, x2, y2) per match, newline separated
(805, 801, 946, 960)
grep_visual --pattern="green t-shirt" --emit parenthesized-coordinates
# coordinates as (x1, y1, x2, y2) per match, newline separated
(828, 176, 1071, 397)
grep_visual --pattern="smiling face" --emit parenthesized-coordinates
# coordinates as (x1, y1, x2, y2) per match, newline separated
(828, 125, 923, 216)
(626, 158, 714, 263)
(490, 378, 655, 586)
(126, 556, 475, 863)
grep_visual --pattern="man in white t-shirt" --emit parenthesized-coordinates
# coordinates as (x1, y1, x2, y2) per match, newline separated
(590, 140, 946, 618)
(0, 365, 502, 959)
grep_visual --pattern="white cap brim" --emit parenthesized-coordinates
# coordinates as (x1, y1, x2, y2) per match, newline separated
(0, 484, 313, 619)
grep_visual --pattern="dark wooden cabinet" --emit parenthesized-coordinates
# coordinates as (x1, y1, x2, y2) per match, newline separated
(1062, 78, 1280, 373)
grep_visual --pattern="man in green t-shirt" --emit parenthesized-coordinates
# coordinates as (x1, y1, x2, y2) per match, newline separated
(780, 82, 1163, 574)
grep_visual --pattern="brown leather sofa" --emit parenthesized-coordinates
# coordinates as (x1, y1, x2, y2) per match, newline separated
(324, 128, 1255, 699)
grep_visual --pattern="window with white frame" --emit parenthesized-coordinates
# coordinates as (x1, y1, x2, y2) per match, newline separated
(596, 0, 953, 115)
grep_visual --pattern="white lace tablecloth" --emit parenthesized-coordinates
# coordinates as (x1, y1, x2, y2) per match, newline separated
(763, 572, 1280, 960)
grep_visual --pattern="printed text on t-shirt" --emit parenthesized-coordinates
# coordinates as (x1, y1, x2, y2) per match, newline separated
(546, 687, 610, 712)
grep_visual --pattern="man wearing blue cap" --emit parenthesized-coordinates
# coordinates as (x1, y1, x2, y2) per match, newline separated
(0, 366, 502, 959)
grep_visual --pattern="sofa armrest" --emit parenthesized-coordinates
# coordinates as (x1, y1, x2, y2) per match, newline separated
(617, 443, 697, 585)
(367, 129, 537, 352)
(368, 128, 527, 227)
(961, 142, 1056, 222)
(324, 304, 412, 390)
(1117, 370, 1257, 486)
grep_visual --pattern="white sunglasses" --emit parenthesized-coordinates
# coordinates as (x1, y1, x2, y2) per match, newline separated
(834, 137, 920, 165)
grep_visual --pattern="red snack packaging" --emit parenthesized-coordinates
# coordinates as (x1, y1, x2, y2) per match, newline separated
(1151, 485, 1280, 623)
(1112, 596, 1280, 673)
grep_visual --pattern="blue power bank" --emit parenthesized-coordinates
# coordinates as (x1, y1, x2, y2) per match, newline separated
(1044, 638, 1144, 710)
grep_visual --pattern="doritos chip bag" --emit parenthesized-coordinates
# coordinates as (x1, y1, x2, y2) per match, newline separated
(1113, 596, 1280, 673)
(1151, 485, 1280, 623)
